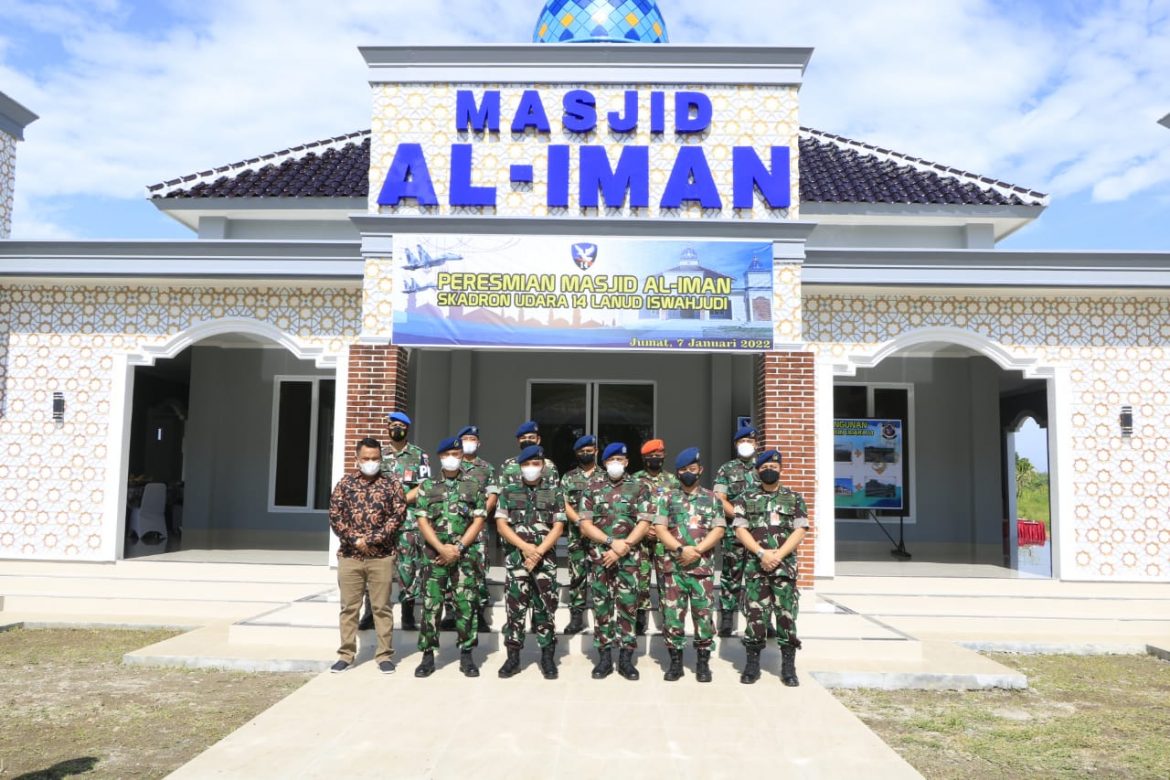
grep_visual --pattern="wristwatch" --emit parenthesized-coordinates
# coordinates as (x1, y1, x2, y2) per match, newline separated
(755, 548, 767, 560)
(671, 546, 683, 559)
(604, 535, 615, 547)
(455, 540, 467, 555)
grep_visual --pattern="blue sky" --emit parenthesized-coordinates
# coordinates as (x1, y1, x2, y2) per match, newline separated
(0, 1, 1163, 465)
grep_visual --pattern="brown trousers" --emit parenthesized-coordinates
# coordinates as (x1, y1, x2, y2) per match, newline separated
(337, 554, 397, 663)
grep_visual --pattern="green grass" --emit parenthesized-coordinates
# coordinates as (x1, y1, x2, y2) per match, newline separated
(834, 653, 1170, 779)
(0, 626, 312, 780)
(1018, 477, 1050, 527)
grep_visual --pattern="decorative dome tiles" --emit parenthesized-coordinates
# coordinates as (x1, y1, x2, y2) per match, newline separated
(533, 0, 668, 44)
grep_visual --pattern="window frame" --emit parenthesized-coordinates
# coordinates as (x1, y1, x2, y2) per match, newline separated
(268, 375, 333, 514)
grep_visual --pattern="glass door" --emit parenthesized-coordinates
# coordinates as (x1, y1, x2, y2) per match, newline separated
(528, 381, 656, 474)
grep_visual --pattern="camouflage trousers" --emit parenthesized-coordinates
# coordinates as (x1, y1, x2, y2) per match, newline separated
(418, 554, 479, 652)
(635, 537, 662, 616)
(590, 548, 642, 651)
(741, 574, 801, 650)
(718, 533, 748, 614)
(565, 522, 591, 612)
(660, 571, 716, 651)
(503, 554, 559, 650)
(394, 518, 422, 603)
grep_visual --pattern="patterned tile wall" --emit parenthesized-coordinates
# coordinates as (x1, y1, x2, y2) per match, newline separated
(805, 292, 1170, 582)
(0, 284, 361, 560)
(369, 83, 800, 220)
(0, 131, 15, 239)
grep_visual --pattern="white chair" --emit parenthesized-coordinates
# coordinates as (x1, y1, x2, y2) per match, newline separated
(129, 482, 168, 540)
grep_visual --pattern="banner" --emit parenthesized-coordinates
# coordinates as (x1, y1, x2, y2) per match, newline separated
(391, 235, 774, 351)
(833, 419, 905, 511)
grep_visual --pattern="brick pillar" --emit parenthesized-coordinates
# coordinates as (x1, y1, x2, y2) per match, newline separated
(755, 351, 816, 588)
(344, 344, 409, 455)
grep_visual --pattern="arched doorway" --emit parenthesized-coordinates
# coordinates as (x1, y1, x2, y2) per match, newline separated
(114, 319, 344, 562)
(825, 328, 1059, 578)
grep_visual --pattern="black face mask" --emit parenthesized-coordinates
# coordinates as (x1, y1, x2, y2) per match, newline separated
(679, 472, 700, 487)
(577, 452, 596, 466)
(644, 457, 664, 472)
(518, 438, 539, 449)
(759, 469, 780, 485)
(389, 428, 407, 442)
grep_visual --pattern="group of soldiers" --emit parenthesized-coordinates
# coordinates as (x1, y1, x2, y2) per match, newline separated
(363, 412, 808, 685)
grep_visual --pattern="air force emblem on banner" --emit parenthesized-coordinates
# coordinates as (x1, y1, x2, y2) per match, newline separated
(571, 243, 598, 270)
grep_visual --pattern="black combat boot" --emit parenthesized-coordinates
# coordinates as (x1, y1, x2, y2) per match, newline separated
(399, 599, 417, 631)
(664, 648, 684, 682)
(591, 649, 613, 679)
(414, 650, 435, 678)
(477, 604, 491, 633)
(740, 647, 762, 685)
(617, 648, 640, 681)
(718, 611, 733, 638)
(780, 646, 800, 687)
(635, 609, 647, 636)
(498, 647, 521, 678)
(358, 592, 374, 631)
(460, 650, 480, 677)
(695, 649, 713, 683)
(539, 645, 558, 680)
(563, 608, 586, 635)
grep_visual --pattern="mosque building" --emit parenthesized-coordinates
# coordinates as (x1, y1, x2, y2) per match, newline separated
(1, 0, 1168, 585)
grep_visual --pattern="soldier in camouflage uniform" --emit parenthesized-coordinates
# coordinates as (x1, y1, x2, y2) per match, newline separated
(497, 420, 560, 488)
(578, 442, 659, 681)
(732, 449, 809, 686)
(560, 435, 598, 634)
(632, 439, 680, 636)
(653, 447, 727, 683)
(714, 424, 761, 637)
(456, 425, 497, 633)
(359, 411, 429, 632)
(494, 445, 566, 680)
(414, 436, 488, 679)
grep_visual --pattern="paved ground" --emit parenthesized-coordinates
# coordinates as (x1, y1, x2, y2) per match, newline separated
(4, 555, 1170, 779)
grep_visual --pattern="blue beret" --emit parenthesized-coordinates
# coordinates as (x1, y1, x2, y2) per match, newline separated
(756, 449, 782, 467)
(675, 447, 701, 470)
(515, 420, 540, 437)
(387, 411, 412, 426)
(517, 444, 544, 464)
(437, 436, 462, 453)
(457, 425, 479, 438)
(734, 425, 757, 441)
(602, 442, 628, 461)
(573, 435, 596, 450)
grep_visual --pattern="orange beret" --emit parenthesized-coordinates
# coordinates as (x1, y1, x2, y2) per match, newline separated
(641, 439, 665, 455)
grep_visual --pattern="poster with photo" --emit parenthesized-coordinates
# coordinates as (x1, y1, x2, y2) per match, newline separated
(833, 419, 904, 511)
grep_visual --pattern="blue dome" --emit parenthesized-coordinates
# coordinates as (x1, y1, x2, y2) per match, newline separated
(533, 0, 669, 44)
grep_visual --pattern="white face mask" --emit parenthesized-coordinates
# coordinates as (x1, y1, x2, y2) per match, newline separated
(461, 440, 478, 455)
(358, 461, 381, 477)
(521, 465, 543, 483)
(606, 462, 625, 479)
(440, 456, 462, 472)
(737, 442, 756, 459)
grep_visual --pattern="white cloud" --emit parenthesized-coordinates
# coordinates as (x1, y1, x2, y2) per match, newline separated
(2, 0, 1169, 238)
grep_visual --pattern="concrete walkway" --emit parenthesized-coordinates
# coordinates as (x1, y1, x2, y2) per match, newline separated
(5, 557, 1170, 779)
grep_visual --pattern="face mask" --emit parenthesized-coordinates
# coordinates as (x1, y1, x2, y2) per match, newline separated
(389, 428, 407, 442)
(441, 456, 462, 472)
(577, 452, 596, 466)
(644, 457, 664, 472)
(759, 469, 780, 485)
(679, 472, 700, 487)
(521, 465, 543, 482)
(359, 461, 381, 477)
(518, 438, 538, 449)
(737, 442, 756, 459)
(606, 462, 625, 479)
(461, 440, 478, 455)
